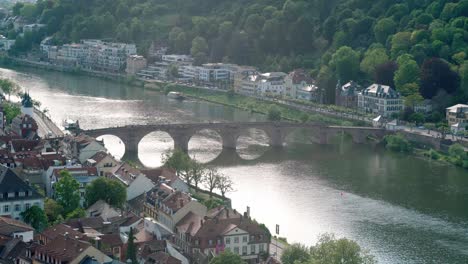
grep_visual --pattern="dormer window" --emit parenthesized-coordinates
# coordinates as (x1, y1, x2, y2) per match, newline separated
(19, 191, 25, 197)
(208, 240, 213, 246)
(8, 192, 14, 198)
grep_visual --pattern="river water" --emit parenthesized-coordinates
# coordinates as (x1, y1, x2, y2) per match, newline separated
(1, 67, 468, 263)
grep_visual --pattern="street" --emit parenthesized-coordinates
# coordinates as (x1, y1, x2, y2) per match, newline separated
(33, 108, 64, 138)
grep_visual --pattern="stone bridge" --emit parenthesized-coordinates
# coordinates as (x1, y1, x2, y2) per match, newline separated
(82, 122, 389, 157)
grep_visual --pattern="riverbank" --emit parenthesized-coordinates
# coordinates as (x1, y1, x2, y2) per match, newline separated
(145, 82, 366, 126)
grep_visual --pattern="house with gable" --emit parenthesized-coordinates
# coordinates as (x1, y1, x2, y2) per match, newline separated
(84, 151, 119, 177)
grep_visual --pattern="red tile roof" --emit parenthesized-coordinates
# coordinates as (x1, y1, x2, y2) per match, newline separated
(34, 234, 91, 262)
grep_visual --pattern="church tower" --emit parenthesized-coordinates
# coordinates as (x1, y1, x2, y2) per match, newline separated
(21, 92, 33, 116)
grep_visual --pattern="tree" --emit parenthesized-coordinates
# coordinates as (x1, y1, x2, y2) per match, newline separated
(189, 160, 206, 189)
(309, 233, 376, 264)
(374, 18, 396, 44)
(330, 46, 360, 82)
(20, 205, 48, 231)
(191, 36, 209, 65)
(391, 32, 412, 58)
(210, 251, 245, 264)
(126, 227, 138, 264)
(281, 243, 310, 264)
(0, 78, 18, 101)
(85, 177, 126, 208)
(449, 144, 465, 159)
(394, 55, 420, 94)
(203, 167, 221, 197)
(267, 105, 282, 121)
(65, 208, 85, 220)
(374, 61, 398, 88)
(44, 198, 63, 223)
(420, 58, 460, 99)
(54, 170, 80, 215)
(217, 174, 234, 198)
(3, 103, 21, 124)
(162, 148, 192, 179)
(384, 134, 412, 153)
(360, 46, 389, 77)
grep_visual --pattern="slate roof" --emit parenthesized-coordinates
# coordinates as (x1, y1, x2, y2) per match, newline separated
(0, 165, 43, 202)
(34, 235, 91, 263)
(40, 224, 84, 242)
(0, 217, 33, 237)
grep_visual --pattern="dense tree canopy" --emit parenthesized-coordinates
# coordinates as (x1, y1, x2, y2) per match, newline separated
(54, 170, 80, 216)
(6, 0, 468, 110)
(85, 177, 127, 208)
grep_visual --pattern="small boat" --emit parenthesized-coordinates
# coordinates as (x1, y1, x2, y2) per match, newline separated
(63, 119, 80, 130)
(167, 91, 185, 100)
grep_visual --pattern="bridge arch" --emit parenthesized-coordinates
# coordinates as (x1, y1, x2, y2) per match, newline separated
(138, 130, 175, 167)
(95, 134, 126, 160)
(188, 129, 223, 163)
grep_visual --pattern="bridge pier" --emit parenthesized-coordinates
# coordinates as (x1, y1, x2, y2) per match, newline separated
(221, 128, 241, 149)
(268, 128, 286, 148)
(122, 133, 141, 158)
(171, 131, 192, 153)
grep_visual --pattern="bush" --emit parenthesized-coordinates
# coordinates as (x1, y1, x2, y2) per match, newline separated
(267, 105, 282, 121)
(384, 134, 412, 152)
(428, 149, 441, 160)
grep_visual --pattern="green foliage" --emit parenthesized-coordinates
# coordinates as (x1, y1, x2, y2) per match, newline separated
(126, 227, 138, 264)
(54, 170, 80, 216)
(65, 208, 85, 220)
(384, 134, 412, 153)
(267, 105, 282, 121)
(360, 46, 389, 77)
(3, 103, 21, 124)
(209, 251, 246, 264)
(85, 177, 127, 209)
(308, 233, 376, 264)
(44, 198, 63, 224)
(448, 144, 465, 159)
(394, 55, 420, 95)
(330, 46, 360, 82)
(281, 243, 310, 264)
(20, 205, 48, 231)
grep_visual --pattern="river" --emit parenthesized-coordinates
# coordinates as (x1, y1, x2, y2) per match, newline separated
(1, 66, 468, 263)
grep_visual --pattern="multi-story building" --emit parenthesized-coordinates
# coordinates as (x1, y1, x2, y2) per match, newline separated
(446, 104, 468, 126)
(335, 81, 361, 109)
(50, 167, 98, 206)
(56, 43, 84, 67)
(126, 55, 147, 75)
(257, 72, 287, 97)
(0, 35, 15, 51)
(178, 65, 201, 80)
(284, 69, 316, 100)
(199, 63, 230, 82)
(0, 165, 44, 220)
(357, 84, 403, 117)
(137, 62, 170, 80)
(162, 55, 193, 65)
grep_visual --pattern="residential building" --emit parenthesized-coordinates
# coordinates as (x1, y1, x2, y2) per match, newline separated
(284, 69, 316, 100)
(413, 100, 432, 114)
(85, 200, 121, 220)
(335, 81, 361, 109)
(50, 167, 98, 206)
(237, 74, 260, 96)
(199, 64, 230, 82)
(233, 67, 257, 94)
(141, 168, 189, 194)
(11, 115, 38, 140)
(126, 55, 147, 75)
(137, 62, 170, 80)
(446, 104, 468, 126)
(148, 42, 168, 61)
(77, 139, 106, 164)
(31, 234, 112, 264)
(0, 165, 44, 220)
(162, 55, 193, 65)
(56, 43, 84, 67)
(357, 84, 403, 117)
(84, 151, 119, 177)
(110, 163, 154, 201)
(257, 72, 287, 97)
(188, 208, 270, 264)
(178, 65, 201, 80)
(0, 216, 34, 242)
(0, 237, 30, 264)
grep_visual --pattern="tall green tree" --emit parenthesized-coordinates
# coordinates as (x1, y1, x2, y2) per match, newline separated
(360, 46, 389, 77)
(85, 177, 126, 208)
(330, 46, 360, 82)
(394, 54, 420, 95)
(374, 18, 397, 44)
(20, 205, 48, 231)
(54, 170, 80, 215)
(126, 227, 138, 264)
(281, 243, 310, 264)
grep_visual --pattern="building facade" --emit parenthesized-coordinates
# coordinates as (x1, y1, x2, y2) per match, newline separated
(357, 84, 403, 117)
(335, 81, 361, 109)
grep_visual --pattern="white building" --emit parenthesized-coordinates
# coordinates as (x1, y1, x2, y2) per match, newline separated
(284, 69, 318, 100)
(0, 165, 44, 221)
(357, 84, 403, 117)
(199, 63, 231, 82)
(179, 65, 201, 80)
(0, 35, 15, 51)
(162, 55, 193, 65)
(257, 72, 287, 97)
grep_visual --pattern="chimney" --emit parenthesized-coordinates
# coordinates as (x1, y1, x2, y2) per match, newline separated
(179, 199, 184, 208)
(246, 206, 250, 218)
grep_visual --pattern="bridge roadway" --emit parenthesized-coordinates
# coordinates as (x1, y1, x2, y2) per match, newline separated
(82, 122, 388, 157)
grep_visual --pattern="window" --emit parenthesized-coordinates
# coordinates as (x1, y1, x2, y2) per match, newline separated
(234, 247, 239, 254)
(8, 192, 14, 198)
(242, 246, 247, 255)
(234, 237, 239, 243)
(225, 238, 230, 244)
(15, 204, 20, 211)
(259, 244, 265, 252)
(251, 245, 256, 254)
(243, 236, 248, 242)
(19, 192, 25, 197)
(25, 203, 30, 210)
(4, 205, 9, 213)
(208, 240, 213, 246)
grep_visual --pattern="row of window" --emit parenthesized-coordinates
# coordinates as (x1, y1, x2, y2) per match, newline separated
(1, 202, 38, 213)
(225, 235, 248, 244)
(225, 244, 265, 255)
